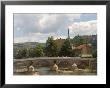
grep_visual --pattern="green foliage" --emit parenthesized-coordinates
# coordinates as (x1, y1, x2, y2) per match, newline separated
(45, 36, 58, 57)
(28, 48, 36, 57)
(91, 38, 97, 50)
(73, 49, 81, 57)
(92, 49, 97, 58)
(14, 48, 27, 59)
(35, 45, 44, 57)
(73, 35, 87, 46)
(14, 35, 97, 58)
(14, 45, 44, 58)
(60, 38, 72, 56)
(27, 45, 44, 57)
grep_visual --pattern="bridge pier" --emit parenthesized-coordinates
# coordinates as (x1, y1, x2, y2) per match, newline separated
(14, 57, 97, 74)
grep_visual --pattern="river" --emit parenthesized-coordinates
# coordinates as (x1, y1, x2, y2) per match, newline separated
(14, 67, 96, 75)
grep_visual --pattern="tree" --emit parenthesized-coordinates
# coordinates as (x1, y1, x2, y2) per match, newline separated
(27, 45, 44, 58)
(28, 48, 36, 57)
(45, 36, 58, 57)
(60, 38, 72, 56)
(15, 48, 27, 59)
(35, 45, 44, 57)
(92, 49, 97, 58)
(73, 35, 87, 46)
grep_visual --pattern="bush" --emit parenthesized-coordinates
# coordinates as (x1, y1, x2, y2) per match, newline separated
(92, 50, 97, 58)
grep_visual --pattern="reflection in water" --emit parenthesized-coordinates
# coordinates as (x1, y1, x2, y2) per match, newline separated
(37, 67, 96, 75)
(36, 67, 58, 75)
(14, 67, 97, 75)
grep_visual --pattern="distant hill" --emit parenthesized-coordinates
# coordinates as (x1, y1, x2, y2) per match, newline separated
(14, 42, 46, 49)
(14, 35, 97, 49)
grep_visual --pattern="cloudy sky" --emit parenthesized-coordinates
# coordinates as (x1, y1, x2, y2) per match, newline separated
(14, 13, 97, 43)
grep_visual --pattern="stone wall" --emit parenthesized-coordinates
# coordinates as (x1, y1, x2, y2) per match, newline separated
(14, 58, 97, 70)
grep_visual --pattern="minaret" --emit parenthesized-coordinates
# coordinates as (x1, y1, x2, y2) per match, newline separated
(68, 28, 70, 39)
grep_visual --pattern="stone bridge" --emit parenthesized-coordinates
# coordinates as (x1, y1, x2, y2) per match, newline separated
(14, 57, 97, 70)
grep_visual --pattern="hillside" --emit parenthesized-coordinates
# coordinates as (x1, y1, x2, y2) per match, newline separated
(14, 42, 46, 49)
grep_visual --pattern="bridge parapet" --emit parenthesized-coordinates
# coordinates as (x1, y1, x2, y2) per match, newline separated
(14, 57, 96, 72)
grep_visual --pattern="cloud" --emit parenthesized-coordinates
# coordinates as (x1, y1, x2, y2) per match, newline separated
(14, 13, 97, 43)
(14, 14, 81, 37)
(69, 20, 97, 37)
(14, 32, 56, 43)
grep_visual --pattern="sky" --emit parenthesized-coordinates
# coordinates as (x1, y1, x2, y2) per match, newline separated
(14, 13, 97, 43)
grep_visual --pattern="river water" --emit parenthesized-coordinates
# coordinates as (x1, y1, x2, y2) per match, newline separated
(37, 67, 59, 75)
(14, 67, 96, 75)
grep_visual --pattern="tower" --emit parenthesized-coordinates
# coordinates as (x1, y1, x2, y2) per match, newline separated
(68, 28, 70, 39)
